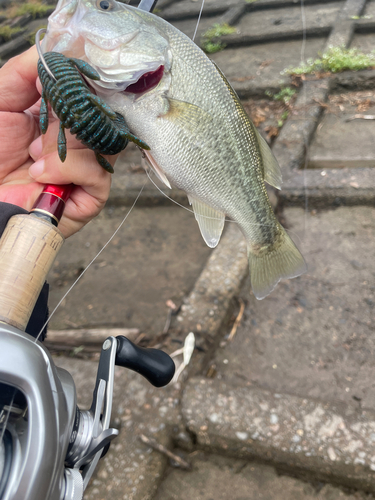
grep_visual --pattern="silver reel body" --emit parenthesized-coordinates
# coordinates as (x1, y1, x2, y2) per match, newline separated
(0, 324, 174, 500)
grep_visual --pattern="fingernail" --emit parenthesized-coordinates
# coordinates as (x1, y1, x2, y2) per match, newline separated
(29, 136, 43, 160)
(29, 159, 45, 179)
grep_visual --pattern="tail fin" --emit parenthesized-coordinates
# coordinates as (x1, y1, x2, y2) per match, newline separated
(248, 227, 307, 300)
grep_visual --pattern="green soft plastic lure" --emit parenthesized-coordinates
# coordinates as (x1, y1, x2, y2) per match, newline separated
(37, 51, 149, 173)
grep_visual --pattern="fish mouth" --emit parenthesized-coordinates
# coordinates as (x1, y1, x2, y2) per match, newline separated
(124, 65, 164, 94)
(84, 64, 165, 97)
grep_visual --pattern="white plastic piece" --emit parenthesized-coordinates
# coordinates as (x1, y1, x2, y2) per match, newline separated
(183, 332, 195, 366)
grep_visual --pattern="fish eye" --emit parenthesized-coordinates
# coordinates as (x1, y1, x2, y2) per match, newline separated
(97, 0, 113, 10)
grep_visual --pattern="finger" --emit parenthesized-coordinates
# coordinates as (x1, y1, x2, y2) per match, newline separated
(0, 46, 40, 112)
(0, 111, 39, 175)
(28, 147, 113, 204)
(58, 186, 107, 238)
(29, 120, 89, 161)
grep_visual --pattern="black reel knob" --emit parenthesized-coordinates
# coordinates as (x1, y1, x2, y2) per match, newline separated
(115, 336, 175, 387)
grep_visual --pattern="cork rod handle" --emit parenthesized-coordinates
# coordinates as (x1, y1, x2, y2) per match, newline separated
(0, 214, 64, 331)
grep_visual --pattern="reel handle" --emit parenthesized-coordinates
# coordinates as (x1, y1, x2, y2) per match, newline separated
(115, 336, 175, 387)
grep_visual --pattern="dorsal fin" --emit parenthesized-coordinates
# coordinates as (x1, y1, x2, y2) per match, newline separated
(253, 127, 282, 190)
(212, 60, 282, 190)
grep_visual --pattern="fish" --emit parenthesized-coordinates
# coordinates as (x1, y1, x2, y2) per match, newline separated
(41, 0, 307, 299)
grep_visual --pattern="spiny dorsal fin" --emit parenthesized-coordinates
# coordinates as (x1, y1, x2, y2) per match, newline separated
(188, 195, 225, 248)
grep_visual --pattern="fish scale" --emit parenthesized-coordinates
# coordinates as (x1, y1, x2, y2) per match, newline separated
(42, 0, 307, 299)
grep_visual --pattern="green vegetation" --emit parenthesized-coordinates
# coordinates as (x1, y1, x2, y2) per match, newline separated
(245, 0, 258, 3)
(11, 1, 52, 19)
(351, 15, 372, 20)
(27, 24, 47, 45)
(266, 86, 296, 104)
(0, 25, 22, 41)
(201, 23, 237, 54)
(278, 111, 289, 128)
(284, 46, 375, 75)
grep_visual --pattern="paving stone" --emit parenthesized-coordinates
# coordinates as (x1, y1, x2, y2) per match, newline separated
(169, 14, 223, 41)
(47, 205, 211, 334)
(308, 91, 375, 169)
(175, 223, 247, 341)
(211, 38, 326, 98)
(214, 207, 375, 409)
(182, 376, 375, 492)
(351, 32, 375, 53)
(235, 2, 342, 41)
(326, 0, 366, 49)
(162, 0, 239, 20)
(154, 452, 370, 500)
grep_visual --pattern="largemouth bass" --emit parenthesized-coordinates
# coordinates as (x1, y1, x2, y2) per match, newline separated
(42, 0, 307, 299)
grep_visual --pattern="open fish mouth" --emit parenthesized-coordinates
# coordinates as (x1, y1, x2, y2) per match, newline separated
(83, 63, 165, 97)
(124, 65, 164, 93)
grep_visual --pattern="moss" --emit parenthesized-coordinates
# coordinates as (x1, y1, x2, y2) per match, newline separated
(284, 46, 375, 75)
(11, 1, 52, 19)
(0, 25, 22, 41)
(265, 87, 296, 105)
(278, 110, 289, 128)
(201, 23, 237, 54)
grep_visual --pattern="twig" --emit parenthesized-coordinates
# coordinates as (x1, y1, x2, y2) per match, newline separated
(163, 299, 178, 334)
(139, 434, 191, 469)
(227, 298, 245, 342)
(46, 327, 139, 347)
(345, 114, 375, 121)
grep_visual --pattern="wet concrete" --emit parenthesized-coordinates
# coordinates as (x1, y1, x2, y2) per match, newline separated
(154, 452, 371, 500)
(48, 204, 212, 335)
(210, 37, 327, 97)
(214, 207, 375, 409)
(308, 91, 375, 169)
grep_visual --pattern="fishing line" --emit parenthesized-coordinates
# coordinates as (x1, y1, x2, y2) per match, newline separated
(192, 0, 205, 42)
(34, 182, 146, 343)
(300, 0, 309, 234)
(145, 167, 237, 223)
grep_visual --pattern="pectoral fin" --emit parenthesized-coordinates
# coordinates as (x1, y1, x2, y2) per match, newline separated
(164, 98, 213, 133)
(144, 152, 172, 189)
(188, 195, 225, 248)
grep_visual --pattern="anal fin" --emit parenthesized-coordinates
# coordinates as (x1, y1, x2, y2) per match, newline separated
(188, 195, 225, 248)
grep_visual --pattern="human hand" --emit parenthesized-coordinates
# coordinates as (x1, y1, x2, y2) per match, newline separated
(0, 45, 113, 238)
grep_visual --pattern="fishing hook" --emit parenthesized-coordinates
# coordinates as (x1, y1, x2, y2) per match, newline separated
(35, 28, 56, 81)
